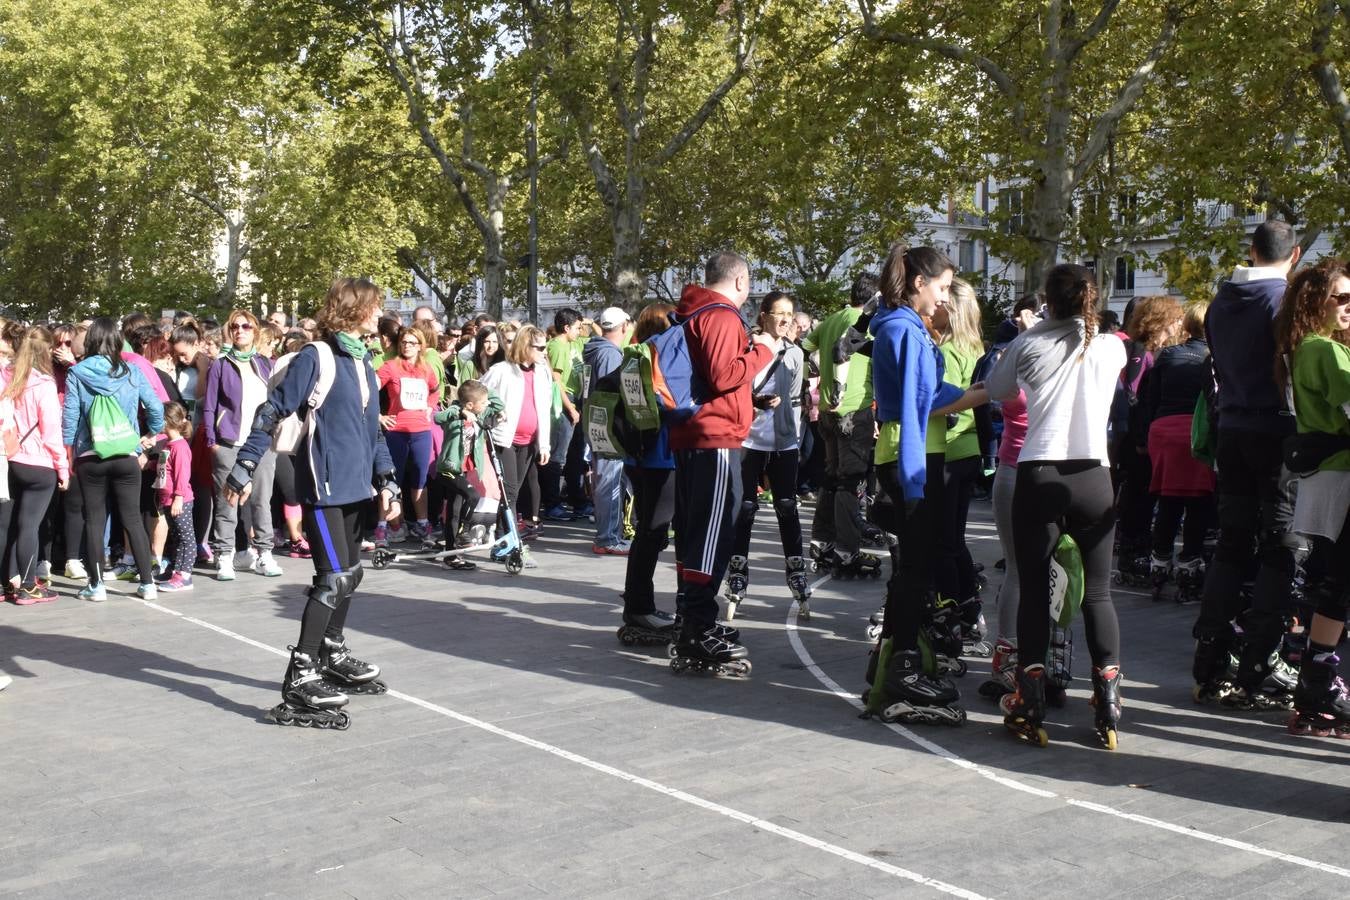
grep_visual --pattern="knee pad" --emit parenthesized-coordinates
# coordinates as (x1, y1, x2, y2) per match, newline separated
(773, 497, 798, 519)
(739, 499, 759, 521)
(307, 571, 346, 610)
(344, 563, 364, 594)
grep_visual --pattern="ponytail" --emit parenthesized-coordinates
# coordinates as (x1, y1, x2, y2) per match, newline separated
(1044, 263, 1099, 346)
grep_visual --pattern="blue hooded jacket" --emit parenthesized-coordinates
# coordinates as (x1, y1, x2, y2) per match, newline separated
(237, 336, 394, 507)
(1205, 270, 1294, 433)
(870, 305, 963, 501)
(62, 355, 165, 457)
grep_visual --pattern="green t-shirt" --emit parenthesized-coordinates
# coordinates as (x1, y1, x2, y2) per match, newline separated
(422, 348, 446, 405)
(803, 307, 872, 415)
(940, 342, 978, 461)
(1293, 333, 1350, 471)
(876, 421, 899, 465)
(547, 336, 582, 398)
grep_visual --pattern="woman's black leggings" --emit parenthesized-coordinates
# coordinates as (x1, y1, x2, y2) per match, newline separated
(1012, 460, 1120, 670)
(936, 455, 980, 602)
(2, 462, 56, 587)
(876, 462, 939, 652)
(1151, 495, 1214, 559)
(623, 465, 675, 616)
(732, 449, 802, 559)
(499, 443, 540, 521)
(78, 455, 153, 586)
(295, 502, 365, 656)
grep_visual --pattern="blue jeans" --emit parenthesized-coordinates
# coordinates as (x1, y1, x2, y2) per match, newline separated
(592, 457, 627, 547)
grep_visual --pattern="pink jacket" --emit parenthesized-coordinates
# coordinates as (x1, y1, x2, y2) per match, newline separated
(0, 369, 68, 481)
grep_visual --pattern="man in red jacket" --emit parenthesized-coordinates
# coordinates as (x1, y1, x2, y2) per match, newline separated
(670, 251, 777, 669)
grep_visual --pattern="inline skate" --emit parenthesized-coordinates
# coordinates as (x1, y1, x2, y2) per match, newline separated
(1191, 624, 1237, 704)
(864, 642, 964, 725)
(1047, 624, 1074, 704)
(809, 540, 835, 572)
(785, 556, 812, 620)
(1172, 555, 1204, 604)
(1114, 547, 1152, 587)
(1221, 648, 1297, 710)
(831, 549, 882, 580)
(320, 634, 387, 695)
(1091, 666, 1123, 750)
(865, 605, 885, 642)
(979, 638, 1017, 700)
(724, 555, 750, 620)
(1002, 665, 1049, 746)
(1287, 652, 1350, 739)
(669, 625, 752, 677)
(671, 612, 740, 645)
(1148, 552, 1172, 602)
(957, 596, 992, 657)
(617, 609, 679, 646)
(269, 648, 351, 729)
(919, 594, 967, 677)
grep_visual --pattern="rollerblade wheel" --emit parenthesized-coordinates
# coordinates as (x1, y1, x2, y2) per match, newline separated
(670, 657, 688, 674)
(1100, 727, 1118, 751)
(728, 659, 752, 676)
(504, 550, 524, 576)
(372, 549, 394, 570)
(954, 659, 968, 677)
(617, 627, 636, 645)
(1033, 726, 1049, 747)
(667, 643, 679, 659)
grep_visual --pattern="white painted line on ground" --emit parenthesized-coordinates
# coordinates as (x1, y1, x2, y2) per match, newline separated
(129, 597, 989, 899)
(791, 575, 1350, 880)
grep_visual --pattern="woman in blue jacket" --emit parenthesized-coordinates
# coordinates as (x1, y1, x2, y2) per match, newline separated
(62, 317, 164, 602)
(864, 243, 969, 726)
(224, 278, 397, 729)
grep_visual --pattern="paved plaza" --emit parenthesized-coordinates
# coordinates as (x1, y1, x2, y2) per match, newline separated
(1, 502, 1347, 899)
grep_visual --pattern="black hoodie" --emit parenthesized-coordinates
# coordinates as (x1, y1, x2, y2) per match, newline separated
(1204, 268, 1294, 433)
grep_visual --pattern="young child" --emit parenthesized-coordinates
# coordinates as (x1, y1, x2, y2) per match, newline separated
(434, 380, 504, 571)
(155, 402, 196, 592)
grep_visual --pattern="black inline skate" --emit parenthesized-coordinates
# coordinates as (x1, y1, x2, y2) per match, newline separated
(1047, 624, 1073, 707)
(269, 648, 351, 729)
(1288, 652, 1350, 739)
(919, 594, 967, 677)
(785, 555, 812, 620)
(320, 634, 387, 695)
(1001, 665, 1049, 747)
(1223, 615, 1297, 710)
(1171, 555, 1204, 603)
(1191, 624, 1237, 704)
(672, 612, 740, 645)
(1114, 547, 1152, 587)
(617, 609, 679, 646)
(872, 645, 965, 725)
(724, 555, 749, 620)
(669, 625, 752, 677)
(1090, 666, 1123, 750)
(831, 549, 882, 580)
(957, 596, 992, 657)
(809, 540, 835, 573)
(1148, 552, 1172, 602)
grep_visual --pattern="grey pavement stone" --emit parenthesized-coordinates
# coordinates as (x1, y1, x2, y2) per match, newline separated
(0, 500, 1347, 899)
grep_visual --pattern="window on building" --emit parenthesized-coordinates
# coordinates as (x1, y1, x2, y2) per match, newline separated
(999, 189, 1024, 234)
(1114, 256, 1135, 293)
(958, 239, 976, 273)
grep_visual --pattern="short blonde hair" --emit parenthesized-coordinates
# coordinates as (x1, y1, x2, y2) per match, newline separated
(507, 324, 545, 367)
(1182, 300, 1209, 340)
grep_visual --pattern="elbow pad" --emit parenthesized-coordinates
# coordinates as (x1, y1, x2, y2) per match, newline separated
(252, 400, 284, 438)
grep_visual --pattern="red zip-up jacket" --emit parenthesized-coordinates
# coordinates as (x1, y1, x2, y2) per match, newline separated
(669, 285, 774, 450)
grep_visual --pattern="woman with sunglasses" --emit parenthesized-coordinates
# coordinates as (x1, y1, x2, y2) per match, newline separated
(481, 325, 551, 547)
(49, 324, 87, 581)
(1274, 260, 1350, 738)
(202, 309, 282, 580)
(375, 327, 441, 545)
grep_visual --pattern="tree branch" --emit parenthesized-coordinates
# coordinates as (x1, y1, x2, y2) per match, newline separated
(398, 247, 462, 310)
(1062, 0, 1122, 61)
(181, 188, 231, 223)
(1070, 11, 1181, 190)
(1311, 0, 1350, 164)
(651, 4, 758, 169)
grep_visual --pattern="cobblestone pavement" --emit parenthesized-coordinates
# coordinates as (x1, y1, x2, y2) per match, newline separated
(1, 502, 1346, 898)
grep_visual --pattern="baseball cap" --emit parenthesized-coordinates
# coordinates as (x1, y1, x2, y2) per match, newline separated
(598, 306, 631, 330)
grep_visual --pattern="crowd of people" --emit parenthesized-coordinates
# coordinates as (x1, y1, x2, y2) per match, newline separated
(0, 227, 1345, 746)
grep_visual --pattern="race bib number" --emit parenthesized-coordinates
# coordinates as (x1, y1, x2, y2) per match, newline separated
(399, 377, 429, 411)
(152, 450, 169, 490)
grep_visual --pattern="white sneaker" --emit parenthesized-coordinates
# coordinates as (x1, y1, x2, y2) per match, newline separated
(64, 559, 87, 580)
(251, 550, 283, 577)
(137, 583, 157, 601)
(216, 553, 236, 582)
(36, 560, 50, 581)
(388, 524, 409, 544)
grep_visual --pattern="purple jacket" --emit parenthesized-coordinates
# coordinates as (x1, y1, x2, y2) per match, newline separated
(202, 353, 274, 447)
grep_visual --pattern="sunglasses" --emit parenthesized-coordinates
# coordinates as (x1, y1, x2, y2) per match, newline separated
(532, 343, 547, 350)
(230, 322, 253, 331)
(1333, 292, 1350, 306)
(400, 339, 422, 346)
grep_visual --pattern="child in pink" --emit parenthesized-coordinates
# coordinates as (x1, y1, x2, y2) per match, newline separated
(156, 402, 196, 592)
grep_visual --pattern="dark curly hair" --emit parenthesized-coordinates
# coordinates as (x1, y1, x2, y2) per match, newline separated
(1274, 258, 1350, 391)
